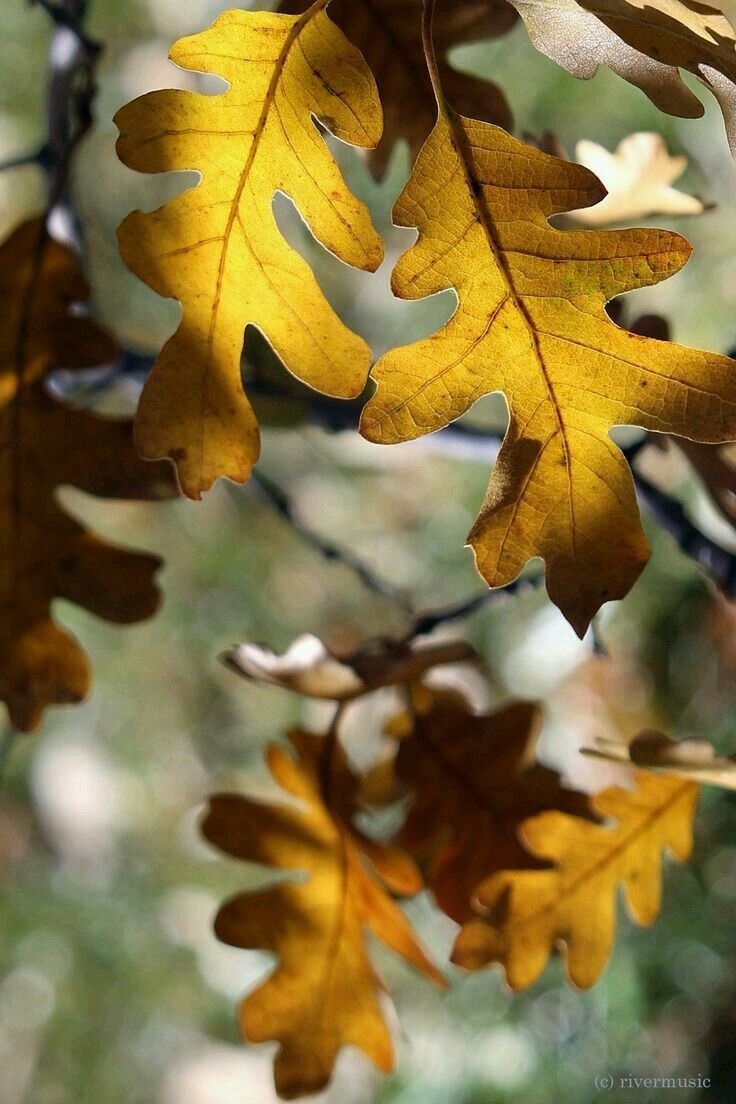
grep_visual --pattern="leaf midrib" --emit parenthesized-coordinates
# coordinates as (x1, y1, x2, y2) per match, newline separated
(444, 108, 578, 561)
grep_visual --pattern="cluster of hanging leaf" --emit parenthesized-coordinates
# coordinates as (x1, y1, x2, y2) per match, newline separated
(7, 0, 736, 1096)
(213, 634, 709, 1097)
(115, 0, 736, 636)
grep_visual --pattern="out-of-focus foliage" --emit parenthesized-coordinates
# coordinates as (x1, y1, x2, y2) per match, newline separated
(569, 131, 705, 224)
(224, 635, 476, 700)
(0, 218, 175, 732)
(3, 1, 736, 1103)
(586, 730, 736, 789)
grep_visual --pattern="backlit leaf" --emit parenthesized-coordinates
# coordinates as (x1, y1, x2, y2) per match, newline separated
(453, 771, 699, 988)
(115, 3, 384, 498)
(360, 37, 736, 635)
(202, 728, 444, 1099)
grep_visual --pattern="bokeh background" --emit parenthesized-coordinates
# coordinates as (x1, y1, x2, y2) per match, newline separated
(3, 2, 736, 1102)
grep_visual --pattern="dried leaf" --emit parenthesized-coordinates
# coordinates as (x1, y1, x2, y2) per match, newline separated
(203, 729, 444, 1099)
(115, 4, 384, 499)
(585, 730, 736, 789)
(569, 132, 705, 225)
(360, 53, 736, 635)
(223, 634, 477, 699)
(453, 771, 699, 988)
(279, 0, 516, 176)
(510, 0, 736, 155)
(0, 219, 176, 732)
(389, 691, 594, 923)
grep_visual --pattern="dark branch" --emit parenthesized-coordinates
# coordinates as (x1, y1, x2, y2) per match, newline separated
(4, 1, 103, 212)
(408, 576, 538, 639)
(15, 13, 730, 609)
(65, 345, 736, 605)
(633, 467, 736, 595)
(252, 469, 416, 615)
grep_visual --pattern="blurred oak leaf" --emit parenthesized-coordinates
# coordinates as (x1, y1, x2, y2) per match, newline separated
(360, 56, 736, 636)
(202, 729, 444, 1099)
(223, 634, 477, 699)
(383, 690, 593, 923)
(569, 132, 705, 225)
(585, 730, 736, 790)
(453, 771, 699, 988)
(0, 219, 176, 732)
(510, 0, 736, 155)
(677, 439, 736, 525)
(115, 4, 384, 499)
(279, 0, 517, 176)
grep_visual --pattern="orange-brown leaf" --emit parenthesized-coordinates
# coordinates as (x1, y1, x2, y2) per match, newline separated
(0, 219, 176, 731)
(390, 691, 593, 923)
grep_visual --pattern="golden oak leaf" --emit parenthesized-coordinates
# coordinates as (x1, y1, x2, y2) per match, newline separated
(510, 0, 736, 155)
(223, 633, 476, 699)
(279, 0, 516, 176)
(202, 729, 444, 1099)
(0, 219, 176, 732)
(453, 771, 699, 989)
(569, 132, 705, 225)
(585, 731, 736, 790)
(115, 3, 384, 499)
(360, 31, 736, 635)
(386, 691, 593, 923)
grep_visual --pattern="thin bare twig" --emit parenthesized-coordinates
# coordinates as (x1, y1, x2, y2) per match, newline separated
(252, 469, 416, 615)
(3, 1, 102, 212)
(408, 575, 539, 639)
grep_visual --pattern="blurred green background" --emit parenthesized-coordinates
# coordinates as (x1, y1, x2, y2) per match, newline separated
(3, 2, 736, 1102)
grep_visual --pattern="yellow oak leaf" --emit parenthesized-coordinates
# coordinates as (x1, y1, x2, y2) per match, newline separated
(360, 12, 736, 635)
(0, 219, 176, 732)
(279, 0, 516, 176)
(115, 2, 384, 499)
(202, 728, 444, 1099)
(385, 690, 593, 923)
(510, 0, 736, 155)
(452, 771, 699, 989)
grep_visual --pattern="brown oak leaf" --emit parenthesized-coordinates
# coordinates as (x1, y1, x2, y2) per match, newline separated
(0, 219, 176, 731)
